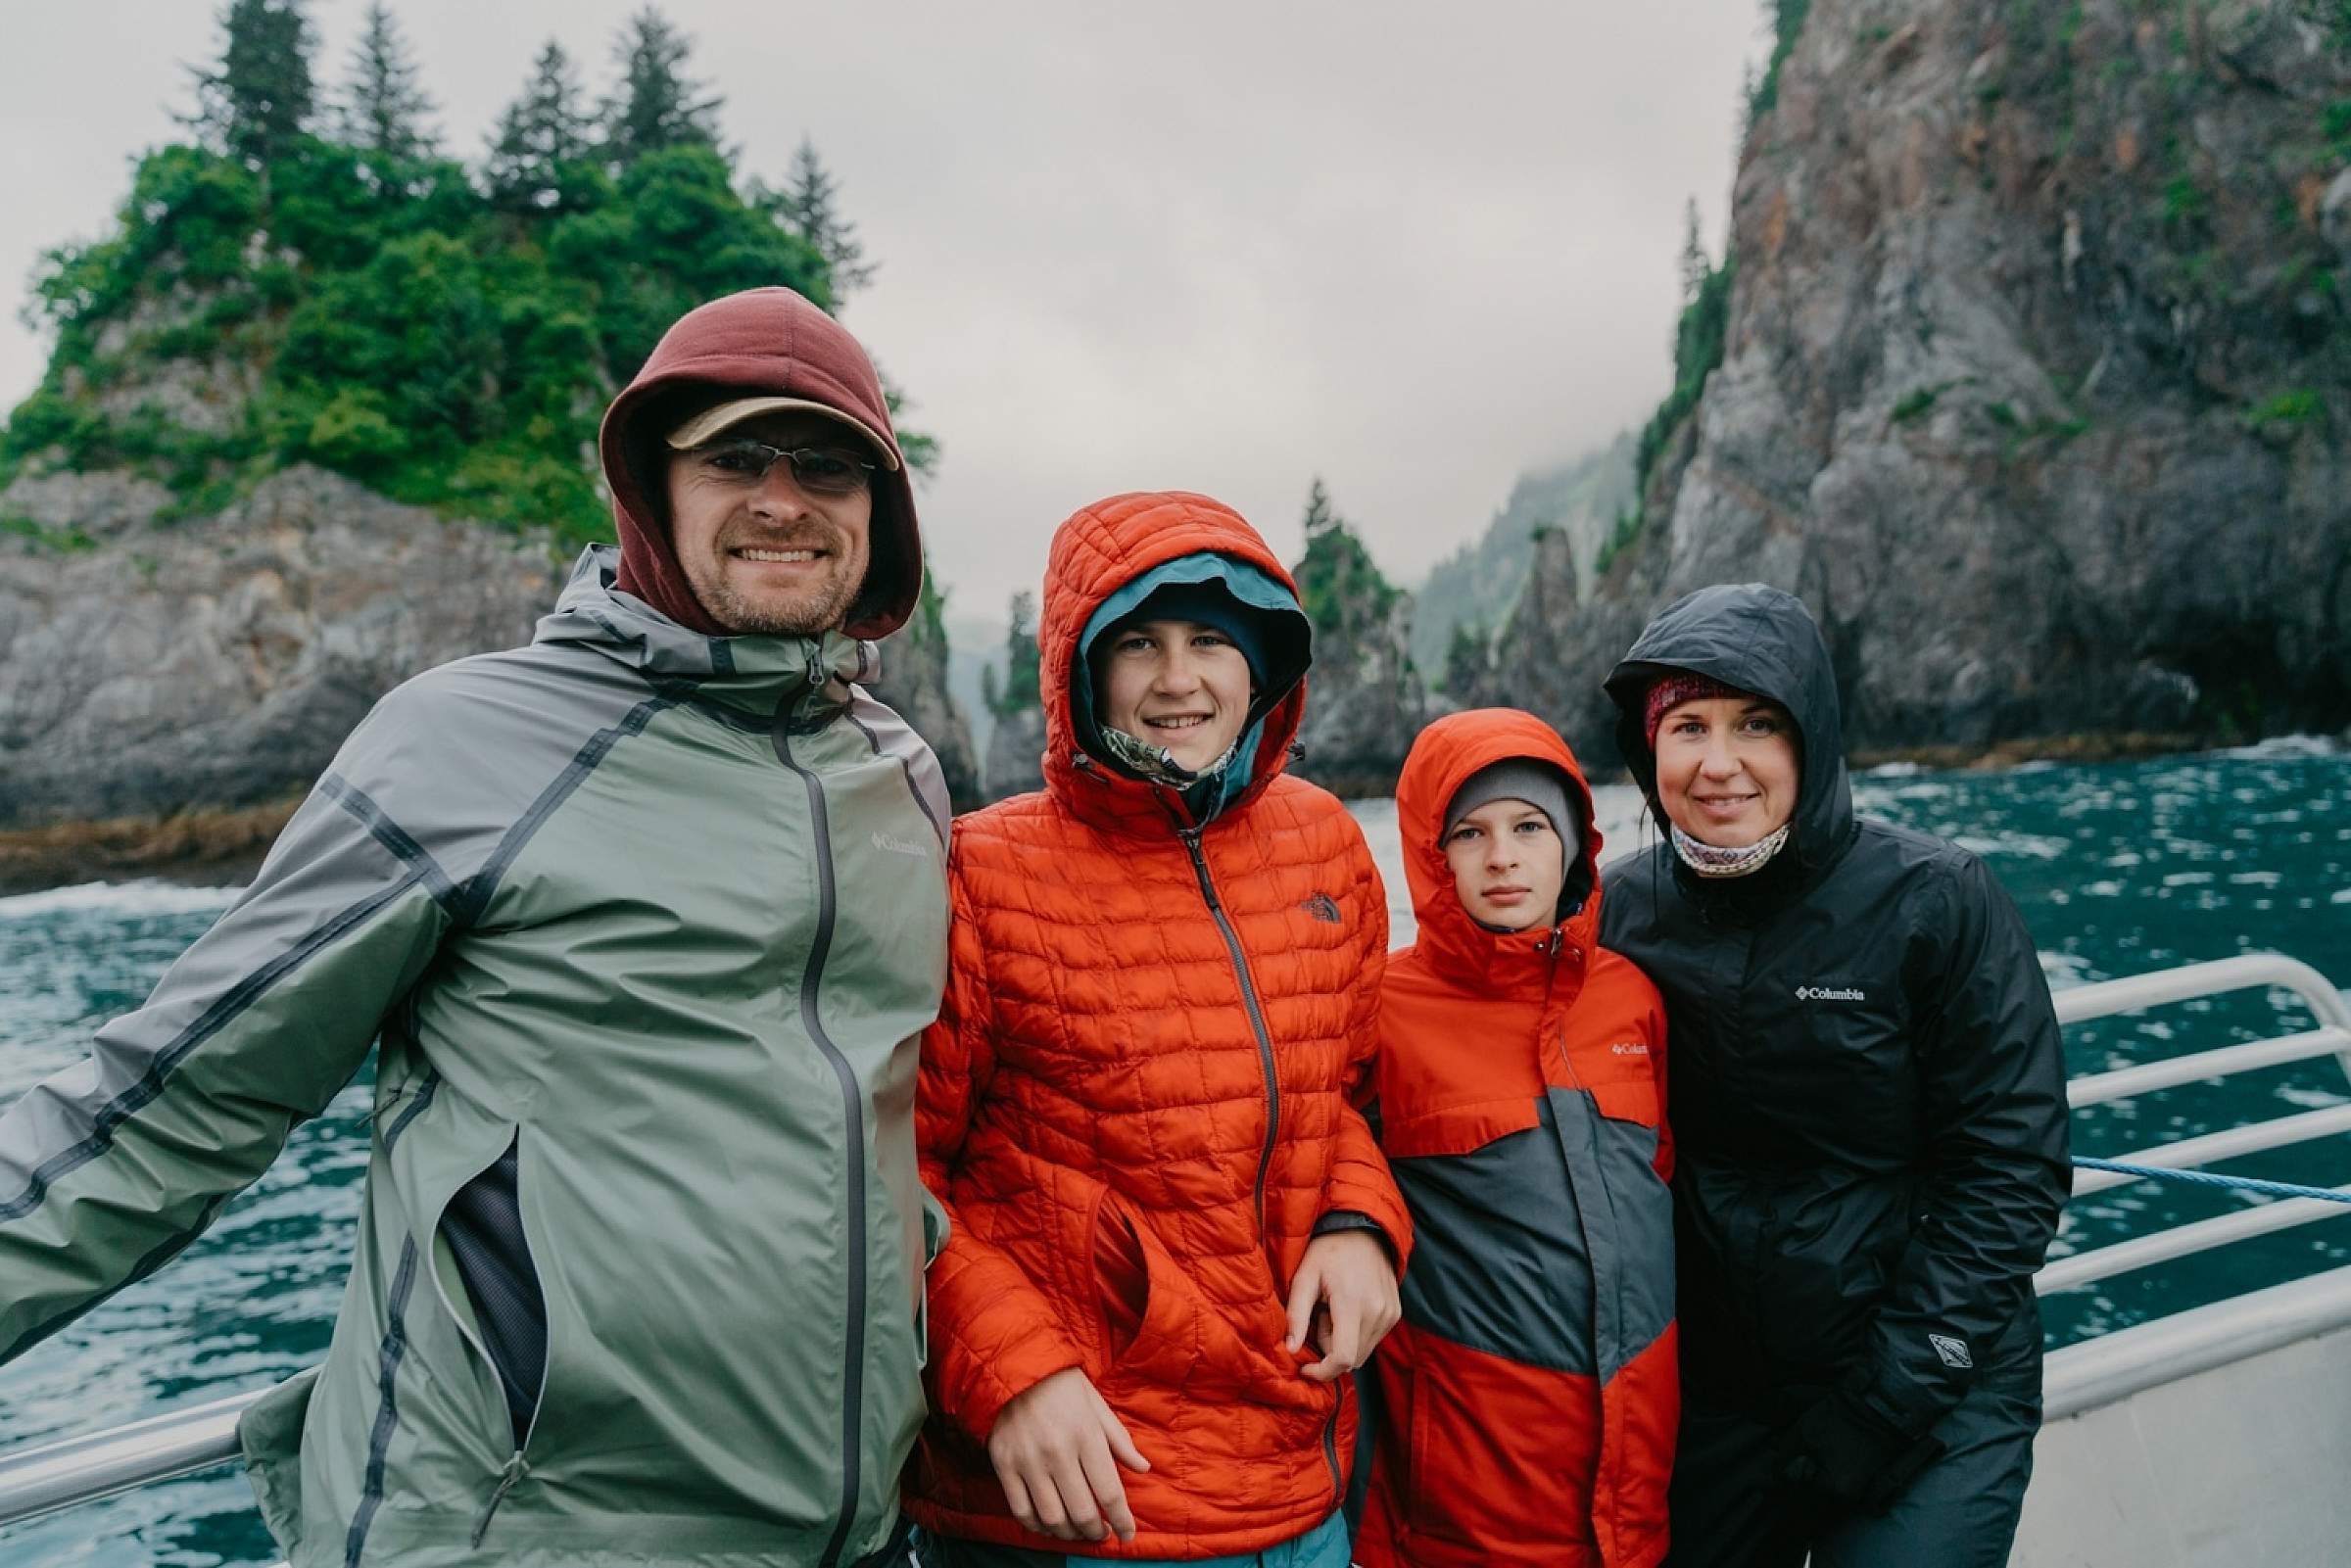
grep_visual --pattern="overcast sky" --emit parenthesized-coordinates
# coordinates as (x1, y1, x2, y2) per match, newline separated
(1, 2, 1761, 622)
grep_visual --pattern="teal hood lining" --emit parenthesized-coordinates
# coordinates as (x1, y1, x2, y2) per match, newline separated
(1072, 553, 1311, 823)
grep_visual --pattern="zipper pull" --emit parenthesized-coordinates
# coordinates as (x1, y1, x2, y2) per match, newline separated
(471, 1451, 531, 1547)
(1177, 828, 1222, 911)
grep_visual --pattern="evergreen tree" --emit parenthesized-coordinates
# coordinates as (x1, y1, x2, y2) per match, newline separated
(485, 38, 593, 213)
(600, 8, 724, 168)
(1291, 478, 1398, 635)
(1443, 620, 1489, 696)
(1679, 196, 1710, 305)
(339, 1, 437, 160)
(984, 591, 1042, 716)
(185, 0, 317, 168)
(1302, 474, 1337, 540)
(760, 139, 876, 297)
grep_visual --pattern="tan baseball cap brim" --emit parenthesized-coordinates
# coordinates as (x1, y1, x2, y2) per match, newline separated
(664, 396, 901, 471)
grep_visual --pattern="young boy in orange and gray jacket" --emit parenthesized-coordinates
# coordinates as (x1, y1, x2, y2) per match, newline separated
(1355, 708, 1677, 1568)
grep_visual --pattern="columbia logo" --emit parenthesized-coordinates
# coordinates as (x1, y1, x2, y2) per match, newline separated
(1300, 893, 1342, 924)
(870, 831, 931, 859)
(1929, 1333, 1973, 1369)
(1608, 1042, 1650, 1057)
(1795, 985, 1866, 1003)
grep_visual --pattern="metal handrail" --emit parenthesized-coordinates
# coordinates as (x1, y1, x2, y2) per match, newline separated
(4, 952, 2347, 1546)
(2064, 1024, 2351, 1109)
(0, 1386, 264, 1530)
(2049, 952, 2351, 1037)
(2038, 953, 2351, 1294)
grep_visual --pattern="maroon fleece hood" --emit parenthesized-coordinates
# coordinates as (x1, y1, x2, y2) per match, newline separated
(597, 286, 923, 641)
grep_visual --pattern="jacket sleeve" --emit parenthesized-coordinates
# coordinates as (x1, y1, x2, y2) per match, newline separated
(917, 863, 1086, 1440)
(0, 770, 454, 1363)
(1315, 831, 1412, 1275)
(1859, 852, 2071, 1436)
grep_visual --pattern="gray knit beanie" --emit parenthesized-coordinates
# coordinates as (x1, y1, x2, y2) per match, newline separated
(1444, 759, 1582, 860)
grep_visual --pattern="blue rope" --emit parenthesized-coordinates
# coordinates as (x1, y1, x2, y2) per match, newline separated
(2074, 1157, 2351, 1207)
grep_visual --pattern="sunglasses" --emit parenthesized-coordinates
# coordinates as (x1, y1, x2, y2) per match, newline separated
(684, 436, 879, 498)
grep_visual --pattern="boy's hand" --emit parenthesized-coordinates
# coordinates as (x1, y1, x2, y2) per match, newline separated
(1284, 1229, 1401, 1381)
(986, 1367, 1151, 1543)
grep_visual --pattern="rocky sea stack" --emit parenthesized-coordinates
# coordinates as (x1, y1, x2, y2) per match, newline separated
(1490, 0, 2351, 764)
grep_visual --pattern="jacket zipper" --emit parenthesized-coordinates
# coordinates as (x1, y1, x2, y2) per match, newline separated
(1176, 826, 1341, 1497)
(1177, 826, 1280, 1241)
(1321, 1387, 1344, 1501)
(775, 676, 870, 1568)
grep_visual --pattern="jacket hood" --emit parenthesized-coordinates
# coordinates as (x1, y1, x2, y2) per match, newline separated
(1396, 708, 1602, 990)
(1038, 493, 1310, 834)
(597, 286, 922, 641)
(1603, 582, 1854, 880)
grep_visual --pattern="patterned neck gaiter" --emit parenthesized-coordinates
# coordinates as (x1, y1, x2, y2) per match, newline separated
(1670, 821, 1793, 879)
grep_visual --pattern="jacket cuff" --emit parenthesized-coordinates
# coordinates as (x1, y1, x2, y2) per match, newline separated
(1312, 1209, 1395, 1263)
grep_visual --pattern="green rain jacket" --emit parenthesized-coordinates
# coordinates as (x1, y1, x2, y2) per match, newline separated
(0, 546, 951, 1566)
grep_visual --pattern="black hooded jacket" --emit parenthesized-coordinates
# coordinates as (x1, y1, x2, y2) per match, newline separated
(1597, 584, 2070, 1441)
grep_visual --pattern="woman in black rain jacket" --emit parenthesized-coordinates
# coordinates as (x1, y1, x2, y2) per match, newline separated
(1597, 584, 2069, 1568)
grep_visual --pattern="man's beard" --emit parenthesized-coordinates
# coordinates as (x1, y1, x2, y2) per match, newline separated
(687, 523, 865, 638)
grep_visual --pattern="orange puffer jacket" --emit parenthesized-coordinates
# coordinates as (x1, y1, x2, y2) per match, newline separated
(907, 492, 1411, 1559)
(1356, 710, 1676, 1568)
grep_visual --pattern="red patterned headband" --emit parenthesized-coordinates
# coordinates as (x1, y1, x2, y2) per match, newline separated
(1643, 672, 1753, 746)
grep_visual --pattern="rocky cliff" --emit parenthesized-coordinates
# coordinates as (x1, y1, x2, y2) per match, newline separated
(1288, 494, 1427, 797)
(868, 590, 983, 810)
(0, 466, 559, 834)
(1411, 432, 1636, 682)
(0, 465, 979, 883)
(1496, 0, 2351, 765)
(983, 705, 1047, 799)
(1291, 587, 1427, 797)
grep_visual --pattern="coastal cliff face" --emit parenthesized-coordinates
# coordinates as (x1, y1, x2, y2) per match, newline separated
(0, 466, 558, 832)
(867, 592, 984, 810)
(983, 705, 1047, 799)
(1291, 587, 1426, 798)
(1500, 0, 2351, 763)
(1466, 525, 1586, 729)
(0, 463, 979, 876)
(1287, 495, 1427, 797)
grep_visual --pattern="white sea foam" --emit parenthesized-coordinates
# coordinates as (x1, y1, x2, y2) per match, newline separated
(0, 879, 240, 924)
(2213, 733, 2341, 761)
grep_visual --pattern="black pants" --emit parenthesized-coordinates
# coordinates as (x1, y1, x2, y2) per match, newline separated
(1662, 1355, 2041, 1568)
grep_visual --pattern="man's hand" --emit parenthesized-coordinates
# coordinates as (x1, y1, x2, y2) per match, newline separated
(985, 1367, 1151, 1544)
(1283, 1229, 1401, 1382)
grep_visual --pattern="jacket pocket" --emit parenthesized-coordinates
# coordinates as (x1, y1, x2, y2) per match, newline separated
(1093, 1199, 1260, 1398)
(1091, 1190, 1150, 1367)
(438, 1132, 549, 1449)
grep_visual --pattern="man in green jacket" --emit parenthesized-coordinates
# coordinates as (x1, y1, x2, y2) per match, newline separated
(0, 287, 950, 1568)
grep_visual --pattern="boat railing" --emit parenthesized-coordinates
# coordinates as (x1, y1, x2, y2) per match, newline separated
(2037, 952, 2351, 1295)
(0, 1385, 265, 1533)
(2, 952, 2347, 1549)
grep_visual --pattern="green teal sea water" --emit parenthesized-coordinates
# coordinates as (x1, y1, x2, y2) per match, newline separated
(0, 740, 2344, 1565)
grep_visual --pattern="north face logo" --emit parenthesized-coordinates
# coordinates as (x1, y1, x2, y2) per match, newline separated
(1928, 1334, 1973, 1369)
(1300, 894, 1342, 924)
